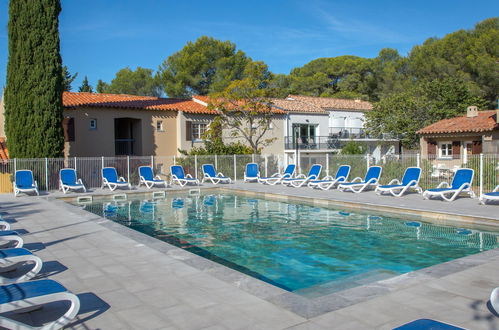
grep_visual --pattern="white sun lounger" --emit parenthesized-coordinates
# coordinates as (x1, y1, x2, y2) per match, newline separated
(13, 170, 39, 197)
(423, 168, 475, 202)
(101, 167, 131, 191)
(314, 165, 351, 190)
(258, 164, 296, 185)
(201, 164, 232, 184)
(0, 279, 80, 329)
(0, 248, 43, 284)
(170, 165, 199, 186)
(376, 167, 422, 197)
(59, 168, 86, 194)
(479, 185, 499, 205)
(138, 166, 167, 189)
(338, 166, 382, 193)
(282, 164, 322, 188)
(0, 231, 23, 249)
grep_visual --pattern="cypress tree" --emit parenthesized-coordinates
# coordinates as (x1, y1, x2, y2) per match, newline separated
(4, 0, 64, 158)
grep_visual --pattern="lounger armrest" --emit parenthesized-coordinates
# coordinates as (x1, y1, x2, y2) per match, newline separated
(77, 178, 84, 185)
(118, 176, 126, 182)
(34, 180, 38, 188)
(336, 176, 346, 182)
(437, 181, 450, 188)
(493, 185, 499, 192)
(388, 179, 400, 185)
(295, 174, 306, 179)
(322, 175, 333, 181)
(102, 177, 109, 184)
(270, 173, 281, 178)
(217, 172, 225, 177)
(366, 178, 378, 185)
(351, 177, 362, 182)
(406, 179, 417, 187)
(186, 174, 193, 178)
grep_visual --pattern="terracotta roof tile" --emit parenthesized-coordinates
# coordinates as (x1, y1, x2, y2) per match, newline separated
(417, 110, 499, 135)
(0, 137, 9, 161)
(192, 95, 286, 114)
(270, 98, 327, 113)
(287, 95, 373, 111)
(63, 92, 217, 114)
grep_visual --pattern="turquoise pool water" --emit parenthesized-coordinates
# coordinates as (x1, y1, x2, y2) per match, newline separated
(75, 192, 499, 297)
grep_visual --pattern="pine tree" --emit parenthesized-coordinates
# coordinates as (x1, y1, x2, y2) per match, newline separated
(4, 0, 64, 158)
(62, 66, 78, 91)
(96, 79, 109, 93)
(79, 76, 93, 92)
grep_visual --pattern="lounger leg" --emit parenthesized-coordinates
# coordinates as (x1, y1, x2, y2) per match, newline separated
(0, 236, 23, 249)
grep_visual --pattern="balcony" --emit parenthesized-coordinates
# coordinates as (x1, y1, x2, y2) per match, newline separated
(285, 128, 400, 150)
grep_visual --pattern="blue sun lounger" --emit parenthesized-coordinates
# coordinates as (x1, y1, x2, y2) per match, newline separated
(0, 248, 42, 284)
(244, 163, 260, 182)
(479, 185, 499, 205)
(13, 170, 39, 197)
(59, 168, 86, 194)
(101, 167, 131, 191)
(0, 221, 10, 231)
(0, 279, 80, 329)
(313, 165, 351, 190)
(376, 167, 422, 197)
(138, 166, 167, 189)
(258, 164, 296, 185)
(282, 164, 322, 188)
(170, 165, 199, 186)
(338, 166, 382, 193)
(201, 164, 232, 184)
(0, 231, 23, 249)
(423, 168, 475, 202)
(394, 318, 464, 330)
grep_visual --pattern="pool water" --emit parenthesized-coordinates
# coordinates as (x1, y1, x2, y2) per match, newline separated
(75, 192, 499, 297)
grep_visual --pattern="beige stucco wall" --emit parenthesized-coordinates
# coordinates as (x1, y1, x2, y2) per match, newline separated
(176, 112, 214, 155)
(64, 107, 177, 157)
(0, 94, 5, 137)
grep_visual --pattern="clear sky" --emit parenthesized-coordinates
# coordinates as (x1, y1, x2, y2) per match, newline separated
(0, 0, 497, 92)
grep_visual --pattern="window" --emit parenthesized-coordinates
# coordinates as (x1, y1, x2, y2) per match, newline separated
(89, 119, 97, 130)
(439, 142, 452, 158)
(192, 123, 207, 140)
(156, 120, 163, 132)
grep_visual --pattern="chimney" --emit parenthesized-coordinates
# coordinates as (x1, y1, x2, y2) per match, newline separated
(466, 106, 478, 118)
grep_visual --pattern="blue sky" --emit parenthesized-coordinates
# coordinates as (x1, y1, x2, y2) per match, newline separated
(0, 0, 497, 92)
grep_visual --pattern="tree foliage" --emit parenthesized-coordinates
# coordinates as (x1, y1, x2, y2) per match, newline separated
(99, 67, 162, 96)
(365, 78, 488, 148)
(78, 76, 93, 92)
(157, 36, 250, 98)
(341, 141, 365, 154)
(4, 0, 64, 158)
(61, 65, 78, 91)
(208, 62, 278, 154)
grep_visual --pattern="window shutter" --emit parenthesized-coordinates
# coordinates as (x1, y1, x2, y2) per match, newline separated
(63, 117, 75, 142)
(185, 121, 192, 141)
(427, 141, 436, 156)
(452, 141, 460, 159)
(472, 141, 482, 154)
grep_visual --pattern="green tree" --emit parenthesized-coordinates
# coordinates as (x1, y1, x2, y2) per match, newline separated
(78, 76, 93, 92)
(157, 36, 250, 98)
(365, 78, 488, 148)
(96, 79, 109, 93)
(208, 62, 278, 154)
(4, 0, 64, 158)
(341, 141, 365, 154)
(104, 67, 162, 96)
(61, 65, 78, 91)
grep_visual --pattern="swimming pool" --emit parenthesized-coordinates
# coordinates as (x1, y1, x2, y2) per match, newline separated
(74, 191, 499, 297)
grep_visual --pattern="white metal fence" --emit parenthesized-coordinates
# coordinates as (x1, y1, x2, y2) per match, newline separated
(0, 153, 497, 195)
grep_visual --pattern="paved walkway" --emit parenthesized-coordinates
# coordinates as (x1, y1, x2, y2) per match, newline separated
(0, 184, 497, 329)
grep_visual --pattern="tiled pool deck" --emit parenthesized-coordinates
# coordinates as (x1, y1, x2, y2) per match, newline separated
(0, 183, 498, 329)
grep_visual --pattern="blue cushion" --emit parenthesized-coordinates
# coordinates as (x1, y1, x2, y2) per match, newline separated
(378, 184, 405, 189)
(451, 169, 473, 189)
(402, 168, 421, 186)
(365, 166, 381, 182)
(0, 230, 19, 237)
(60, 169, 78, 185)
(484, 191, 499, 197)
(341, 182, 366, 186)
(202, 164, 217, 178)
(0, 280, 67, 304)
(393, 318, 464, 330)
(139, 167, 154, 181)
(335, 165, 350, 180)
(102, 168, 121, 183)
(308, 164, 322, 177)
(426, 188, 454, 193)
(245, 163, 259, 177)
(0, 248, 32, 259)
(15, 170, 34, 189)
(283, 164, 296, 176)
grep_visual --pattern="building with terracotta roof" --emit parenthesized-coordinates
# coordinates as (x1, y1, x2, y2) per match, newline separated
(417, 106, 499, 163)
(271, 95, 399, 161)
(0, 92, 285, 157)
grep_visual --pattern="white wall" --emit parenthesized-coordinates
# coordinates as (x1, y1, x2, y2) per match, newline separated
(328, 110, 366, 134)
(284, 113, 330, 137)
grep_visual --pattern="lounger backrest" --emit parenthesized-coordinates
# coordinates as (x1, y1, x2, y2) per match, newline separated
(308, 164, 322, 178)
(402, 167, 421, 186)
(102, 167, 119, 182)
(202, 164, 217, 178)
(451, 168, 474, 189)
(335, 165, 350, 181)
(365, 166, 382, 182)
(60, 168, 77, 185)
(246, 163, 259, 177)
(283, 164, 296, 177)
(139, 166, 154, 181)
(171, 165, 185, 179)
(15, 170, 34, 188)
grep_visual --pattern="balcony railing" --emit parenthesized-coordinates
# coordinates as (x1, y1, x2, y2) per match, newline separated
(285, 131, 400, 150)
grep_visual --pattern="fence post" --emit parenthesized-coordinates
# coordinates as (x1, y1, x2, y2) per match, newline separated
(416, 153, 420, 168)
(326, 154, 330, 176)
(151, 155, 154, 168)
(233, 154, 237, 182)
(127, 156, 130, 183)
(215, 154, 218, 170)
(101, 156, 104, 170)
(45, 158, 49, 191)
(366, 153, 370, 169)
(479, 153, 483, 197)
(173, 155, 176, 165)
(194, 155, 198, 179)
(14, 158, 16, 173)
(252, 154, 255, 163)
(264, 155, 268, 177)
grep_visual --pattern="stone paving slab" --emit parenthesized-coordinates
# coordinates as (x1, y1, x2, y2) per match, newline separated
(0, 182, 498, 329)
